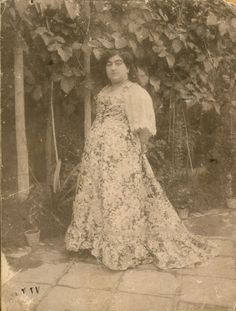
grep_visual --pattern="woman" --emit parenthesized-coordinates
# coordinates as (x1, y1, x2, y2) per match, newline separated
(65, 50, 218, 271)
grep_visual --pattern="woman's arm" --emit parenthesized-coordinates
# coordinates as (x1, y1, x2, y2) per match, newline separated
(125, 83, 156, 151)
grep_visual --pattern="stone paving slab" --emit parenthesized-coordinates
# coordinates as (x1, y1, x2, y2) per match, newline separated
(108, 292, 173, 311)
(36, 286, 112, 311)
(216, 240, 235, 257)
(181, 257, 236, 279)
(136, 263, 157, 271)
(118, 270, 179, 296)
(185, 213, 235, 237)
(2, 281, 51, 311)
(29, 248, 69, 264)
(176, 301, 233, 311)
(59, 262, 122, 290)
(10, 263, 70, 285)
(180, 275, 236, 307)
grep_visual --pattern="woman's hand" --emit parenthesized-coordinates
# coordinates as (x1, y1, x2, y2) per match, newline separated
(140, 142, 147, 154)
(138, 129, 150, 154)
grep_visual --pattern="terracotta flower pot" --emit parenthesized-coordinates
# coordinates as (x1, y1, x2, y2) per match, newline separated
(24, 229, 40, 247)
(226, 198, 236, 209)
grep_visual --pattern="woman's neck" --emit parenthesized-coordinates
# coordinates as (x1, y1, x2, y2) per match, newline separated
(110, 78, 129, 89)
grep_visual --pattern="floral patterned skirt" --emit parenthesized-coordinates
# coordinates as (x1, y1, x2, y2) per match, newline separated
(65, 117, 219, 271)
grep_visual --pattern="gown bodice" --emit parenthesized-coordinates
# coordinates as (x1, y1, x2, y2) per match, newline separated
(95, 93, 127, 123)
(94, 81, 157, 143)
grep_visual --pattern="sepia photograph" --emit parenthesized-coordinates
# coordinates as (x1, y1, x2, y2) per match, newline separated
(1, 0, 236, 310)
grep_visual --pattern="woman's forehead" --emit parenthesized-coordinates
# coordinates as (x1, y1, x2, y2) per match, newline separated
(107, 55, 123, 62)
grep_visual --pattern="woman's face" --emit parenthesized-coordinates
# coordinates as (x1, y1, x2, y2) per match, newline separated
(106, 55, 129, 85)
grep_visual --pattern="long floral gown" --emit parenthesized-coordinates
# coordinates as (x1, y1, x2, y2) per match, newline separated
(65, 80, 218, 271)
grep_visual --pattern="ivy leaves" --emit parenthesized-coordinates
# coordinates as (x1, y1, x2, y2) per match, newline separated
(172, 38, 183, 54)
(33, 27, 74, 63)
(60, 77, 75, 94)
(112, 32, 128, 49)
(95, 33, 128, 51)
(150, 77, 160, 92)
(88, 0, 235, 117)
(64, 0, 80, 20)
(14, 0, 29, 17)
(10, 0, 236, 114)
(57, 46, 72, 62)
(31, 29, 79, 94)
(207, 13, 218, 26)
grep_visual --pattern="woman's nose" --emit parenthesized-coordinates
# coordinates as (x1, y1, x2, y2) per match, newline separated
(111, 63, 116, 70)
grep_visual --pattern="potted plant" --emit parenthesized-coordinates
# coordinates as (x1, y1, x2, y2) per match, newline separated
(24, 227, 40, 247)
(24, 184, 45, 247)
(176, 186, 193, 220)
(24, 204, 41, 247)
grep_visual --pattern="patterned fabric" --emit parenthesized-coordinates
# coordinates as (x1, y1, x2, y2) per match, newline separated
(65, 81, 218, 271)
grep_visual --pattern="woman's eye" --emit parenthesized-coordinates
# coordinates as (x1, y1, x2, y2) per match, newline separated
(106, 61, 123, 66)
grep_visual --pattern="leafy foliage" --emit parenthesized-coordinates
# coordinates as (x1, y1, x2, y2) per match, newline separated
(4, 0, 235, 111)
(2, 0, 236, 218)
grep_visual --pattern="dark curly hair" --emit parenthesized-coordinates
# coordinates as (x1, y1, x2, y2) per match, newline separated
(100, 50, 137, 84)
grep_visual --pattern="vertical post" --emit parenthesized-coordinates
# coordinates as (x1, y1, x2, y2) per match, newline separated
(0, 3, 2, 200)
(231, 107, 236, 195)
(46, 106, 52, 191)
(14, 35, 29, 201)
(83, 0, 91, 139)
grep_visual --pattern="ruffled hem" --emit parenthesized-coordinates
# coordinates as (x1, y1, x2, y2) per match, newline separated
(65, 233, 219, 271)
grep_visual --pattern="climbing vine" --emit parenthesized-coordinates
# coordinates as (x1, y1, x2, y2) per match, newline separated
(2, 0, 236, 217)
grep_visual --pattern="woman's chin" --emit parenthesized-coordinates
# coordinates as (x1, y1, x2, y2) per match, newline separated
(110, 78, 120, 84)
(110, 78, 127, 85)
